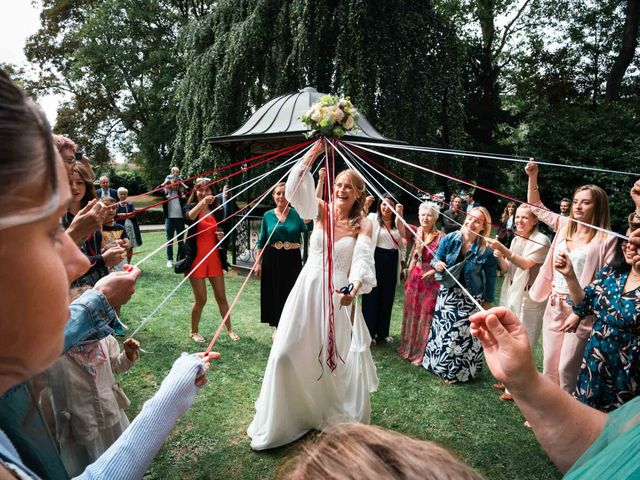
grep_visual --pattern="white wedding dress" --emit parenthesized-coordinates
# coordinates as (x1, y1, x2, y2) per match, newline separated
(247, 160, 379, 451)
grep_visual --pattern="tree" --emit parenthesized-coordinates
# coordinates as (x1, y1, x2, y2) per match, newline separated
(605, 0, 640, 101)
(173, 0, 467, 203)
(26, 0, 215, 182)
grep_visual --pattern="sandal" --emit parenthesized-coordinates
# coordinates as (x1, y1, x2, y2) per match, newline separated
(227, 330, 240, 342)
(385, 336, 394, 344)
(190, 332, 205, 343)
(491, 383, 506, 391)
(524, 420, 532, 429)
(499, 392, 514, 401)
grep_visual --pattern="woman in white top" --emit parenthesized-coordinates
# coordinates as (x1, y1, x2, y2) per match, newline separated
(487, 204, 550, 400)
(362, 193, 407, 344)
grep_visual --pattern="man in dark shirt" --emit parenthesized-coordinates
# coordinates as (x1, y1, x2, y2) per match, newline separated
(442, 195, 466, 233)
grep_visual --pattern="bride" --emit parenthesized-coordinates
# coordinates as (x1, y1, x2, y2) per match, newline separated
(247, 141, 378, 450)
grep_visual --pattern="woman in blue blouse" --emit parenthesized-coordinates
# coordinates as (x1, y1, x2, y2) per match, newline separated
(555, 218, 640, 412)
(422, 207, 497, 383)
(255, 182, 310, 339)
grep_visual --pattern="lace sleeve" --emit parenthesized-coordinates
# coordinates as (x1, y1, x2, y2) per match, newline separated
(349, 234, 377, 295)
(285, 160, 318, 220)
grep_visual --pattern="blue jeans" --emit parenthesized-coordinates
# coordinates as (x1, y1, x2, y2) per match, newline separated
(165, 217, 185, 261)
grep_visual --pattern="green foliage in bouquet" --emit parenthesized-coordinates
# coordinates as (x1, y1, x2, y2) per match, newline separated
(299, 95, 359, 138)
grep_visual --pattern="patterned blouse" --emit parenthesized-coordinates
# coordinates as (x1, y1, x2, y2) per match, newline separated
(571, 265, 640, 412)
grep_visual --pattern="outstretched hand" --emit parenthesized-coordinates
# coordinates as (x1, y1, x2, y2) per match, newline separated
(486, 238, 508, 257)
(66, 199, 106, 243)
(194, 351, 221, 387)
(93, 265, 141, 308)
(469, 307, 537, 390)
(525, 158, 538, 178)
(124, 338, 140, 361)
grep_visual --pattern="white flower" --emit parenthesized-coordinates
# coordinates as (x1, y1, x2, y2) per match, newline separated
(342, 115, 354, 130)
(330, 105, 345, 123)
(310, 106, 323, 123)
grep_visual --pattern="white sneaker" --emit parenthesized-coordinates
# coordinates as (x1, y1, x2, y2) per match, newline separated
(166, 260, 173, 268)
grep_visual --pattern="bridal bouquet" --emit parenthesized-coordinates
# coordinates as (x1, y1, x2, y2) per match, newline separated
(299, 95, 358, 138)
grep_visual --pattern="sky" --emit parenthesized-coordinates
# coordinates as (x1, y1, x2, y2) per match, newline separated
(0, 1, 62, 125)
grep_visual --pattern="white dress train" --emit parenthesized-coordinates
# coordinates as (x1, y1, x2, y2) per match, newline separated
(247, 160, 378, 451)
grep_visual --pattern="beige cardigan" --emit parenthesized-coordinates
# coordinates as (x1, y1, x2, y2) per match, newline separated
(529, 200, 616, 302)
(500, 230, 551, 311)
(35, 336, 136, 445)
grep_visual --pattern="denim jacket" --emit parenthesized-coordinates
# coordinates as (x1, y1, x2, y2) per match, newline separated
(65, 289, 116, 351)
(431, 231, 498, 302)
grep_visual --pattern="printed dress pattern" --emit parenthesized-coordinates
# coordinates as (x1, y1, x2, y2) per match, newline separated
(572, 265, 640, 412)
(422, 286, 484, 383)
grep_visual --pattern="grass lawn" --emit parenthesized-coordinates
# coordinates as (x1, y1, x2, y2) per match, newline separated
(119, 232, 561, 479)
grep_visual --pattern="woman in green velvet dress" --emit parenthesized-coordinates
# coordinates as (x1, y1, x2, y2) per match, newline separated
(254, 182, 310, 339)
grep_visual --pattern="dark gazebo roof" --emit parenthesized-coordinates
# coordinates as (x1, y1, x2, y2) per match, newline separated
(206, 87, 404, 149)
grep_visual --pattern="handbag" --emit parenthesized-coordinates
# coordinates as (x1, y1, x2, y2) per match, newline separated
(435, 252, 471, 289)
(174, 243, 194, 274)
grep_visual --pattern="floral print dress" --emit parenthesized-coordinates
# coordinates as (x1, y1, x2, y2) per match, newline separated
(397, 228, 443, 364)
(572, 265, 640, 412)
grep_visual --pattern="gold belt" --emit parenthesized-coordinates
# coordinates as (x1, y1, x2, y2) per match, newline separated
(271, 241, 300, 250)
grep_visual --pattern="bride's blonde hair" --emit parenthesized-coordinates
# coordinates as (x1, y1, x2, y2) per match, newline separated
(335, 169, 366, 233)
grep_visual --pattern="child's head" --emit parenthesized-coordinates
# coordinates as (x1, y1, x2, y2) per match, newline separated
(100, 196, 117, 223)
(170, 166, 180, 177)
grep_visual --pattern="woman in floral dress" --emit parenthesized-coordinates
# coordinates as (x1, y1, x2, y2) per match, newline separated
(555, 219, 640, 412)
(422, 207, 497, 383)
(397, 202, 443, 365)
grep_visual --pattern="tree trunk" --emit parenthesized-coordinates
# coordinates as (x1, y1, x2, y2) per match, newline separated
(605, 0, 640, 101)
(476, 0, 498, 146)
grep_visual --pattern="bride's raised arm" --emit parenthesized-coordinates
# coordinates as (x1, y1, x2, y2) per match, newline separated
(285, 141, 325, 221)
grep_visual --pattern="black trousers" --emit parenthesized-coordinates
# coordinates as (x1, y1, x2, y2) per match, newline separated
(362, 247, 399, 339)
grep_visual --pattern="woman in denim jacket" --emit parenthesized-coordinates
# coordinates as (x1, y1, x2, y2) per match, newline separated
(422, 207, 497, 383)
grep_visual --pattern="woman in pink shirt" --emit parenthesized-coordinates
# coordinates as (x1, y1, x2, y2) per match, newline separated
(525, 160, 616, 393)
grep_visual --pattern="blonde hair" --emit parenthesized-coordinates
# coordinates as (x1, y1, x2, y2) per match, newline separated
(469, 206, 492, 252)
(335, 169, 366, 233)
(282, 423, 483, 480)
(564, 184, 610, 242)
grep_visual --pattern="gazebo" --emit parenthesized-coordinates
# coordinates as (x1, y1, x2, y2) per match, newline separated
(206, 86, 404, 151)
